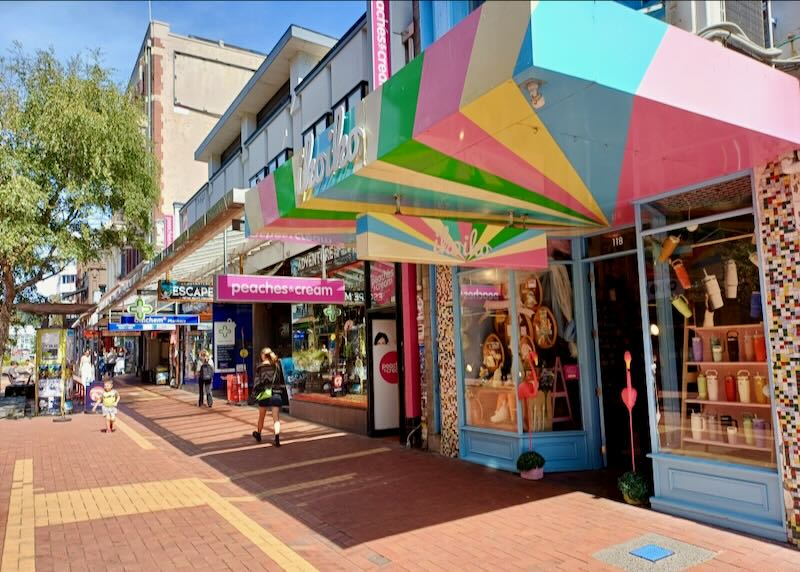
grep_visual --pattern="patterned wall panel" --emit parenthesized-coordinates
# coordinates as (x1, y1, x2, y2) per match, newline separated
(755, 162, 800, 546)
(435, 265, 459, 457)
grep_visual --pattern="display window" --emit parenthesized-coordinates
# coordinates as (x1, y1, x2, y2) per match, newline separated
(639, 182, 775, 469)
(290, 259, 368, 407)
(459, 263, 582, 434)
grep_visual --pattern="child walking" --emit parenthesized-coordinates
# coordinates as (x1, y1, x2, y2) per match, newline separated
(93, 380, 120, 433)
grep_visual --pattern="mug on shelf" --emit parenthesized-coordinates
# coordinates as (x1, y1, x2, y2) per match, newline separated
(658, 235, 680, 262)
(696, 372, 708, 400)
(690, 411, 706, 441)
(726, 331, 739, 362)
(706, 370, 720, 401)
(754, 333, 767, 362)
(692, 336, 704, 362)
(743, 333, 755, 361)
(736, 370, 751, 403)
(724, 374, 737, 402)
(726, 424, 739, 445)
(754, 373, 769, 404)
(750, 291, 762, 319)
(743, 415, 755, 446)
(671, 295, 692, 318)
(753, 418, 768, 449)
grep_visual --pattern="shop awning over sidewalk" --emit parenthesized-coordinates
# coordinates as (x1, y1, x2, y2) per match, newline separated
(245, 0, 800, 255)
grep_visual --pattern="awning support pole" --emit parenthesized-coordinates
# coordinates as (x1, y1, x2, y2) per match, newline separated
(321, 245, 327, 279)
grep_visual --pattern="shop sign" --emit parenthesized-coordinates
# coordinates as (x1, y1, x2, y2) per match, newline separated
(126, 297, 153, 321)
(379, 351, 398, 384)
(290, 245, 357, 277)
(215, 274, 346, 304)
(371, 318, 399, 430)
(122, 314, 200, 326)
(356, 213, 549, 270)
(108, 323, 177, 332)
(369, 0, 392, 88)
(158, 280, 213, 302)
(298, 106, 365, 196)
(345, 290, 365, 304)
(461, 285, 502, 305)
(370, 261, 395, 306)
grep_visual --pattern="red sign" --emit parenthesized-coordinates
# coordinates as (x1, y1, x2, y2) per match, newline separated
(379, 351, 398, 384)
(370, 0, 392, 88)
(164, 215, 174, 247)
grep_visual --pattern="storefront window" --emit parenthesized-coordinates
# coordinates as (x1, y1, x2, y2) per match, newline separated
(516, 265, 582, 432)
(460, 269, 516, 432)
(290, 248, 368, 406)
(641, 189, 775, 469)
(459, 263, 582, 434)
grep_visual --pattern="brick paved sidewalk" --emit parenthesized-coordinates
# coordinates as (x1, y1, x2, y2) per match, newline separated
(0, 376, 798, 572)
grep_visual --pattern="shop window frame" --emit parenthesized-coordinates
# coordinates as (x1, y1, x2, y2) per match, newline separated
(452, 260, 584, 439)
(633, 169, 778, 470)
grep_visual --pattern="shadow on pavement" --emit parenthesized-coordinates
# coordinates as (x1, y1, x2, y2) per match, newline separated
(117, 378, 638, 549)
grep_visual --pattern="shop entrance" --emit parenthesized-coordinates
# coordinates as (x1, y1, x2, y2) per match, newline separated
(590, 251, 651, 473)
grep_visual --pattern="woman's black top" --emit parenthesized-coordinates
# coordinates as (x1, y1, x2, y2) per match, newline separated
(255, 362, 284, 390)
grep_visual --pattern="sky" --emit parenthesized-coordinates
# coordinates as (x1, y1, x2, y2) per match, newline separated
(0, 0, 367, 86)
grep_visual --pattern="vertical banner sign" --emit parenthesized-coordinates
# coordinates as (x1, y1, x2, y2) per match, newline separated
(369, 0, 392, 88)
(372, 318, 399, 430)
(164, 215, 174, 247)
(211, 303, 253, 390)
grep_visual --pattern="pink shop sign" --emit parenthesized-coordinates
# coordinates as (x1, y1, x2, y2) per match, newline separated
(215, 275, 346, 304)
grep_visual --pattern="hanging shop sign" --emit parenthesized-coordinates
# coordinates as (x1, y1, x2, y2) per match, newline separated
(108, 323, 177, 332)
(290, 245, 358, 277)
(215, 274, 346, 305)
(126, 297, 154, 321)
(355, 213, 549, 270)
(121, 314, 200, 326)
(158, 280, 214, 302)
(369, 0, 392, 88)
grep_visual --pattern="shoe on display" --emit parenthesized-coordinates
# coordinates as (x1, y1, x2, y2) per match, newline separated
(490, 406, 510, 424)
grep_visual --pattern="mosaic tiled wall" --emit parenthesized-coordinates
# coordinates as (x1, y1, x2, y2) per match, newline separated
(435, 265, 459, 457)
(755, 162, 800, 546)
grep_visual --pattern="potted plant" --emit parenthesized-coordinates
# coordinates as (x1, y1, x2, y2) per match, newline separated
(516, 451, 545, 480)
(617, 471, 649, 505)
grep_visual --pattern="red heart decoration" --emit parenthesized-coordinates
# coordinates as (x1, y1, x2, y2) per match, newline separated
(621, 386, 637, 411)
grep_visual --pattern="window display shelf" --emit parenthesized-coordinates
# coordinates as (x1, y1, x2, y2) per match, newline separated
(687, 361, 767, 367)
(683, 437, 772, 453)
(685, 397, 771, 409)
(689, 323, 763, 332)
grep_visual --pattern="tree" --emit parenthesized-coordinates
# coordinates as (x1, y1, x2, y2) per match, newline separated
(0, 46, 159, 355)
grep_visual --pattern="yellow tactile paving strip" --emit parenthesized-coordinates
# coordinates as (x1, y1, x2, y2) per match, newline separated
(114, 419, 156, 450)
(2, 459, 318, 572)
(2, 459, 35, 572)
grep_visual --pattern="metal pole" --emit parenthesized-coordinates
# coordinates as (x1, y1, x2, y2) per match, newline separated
(223, 228, 228, 274)
(321, 244, 327, 279)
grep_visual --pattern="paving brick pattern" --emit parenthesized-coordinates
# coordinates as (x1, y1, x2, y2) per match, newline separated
(1, 376, 799, 571)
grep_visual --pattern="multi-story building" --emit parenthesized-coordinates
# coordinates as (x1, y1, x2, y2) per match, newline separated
(105, 21, 265, 290)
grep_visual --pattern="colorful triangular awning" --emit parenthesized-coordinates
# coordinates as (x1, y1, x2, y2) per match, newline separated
(245, 0, 800, 259)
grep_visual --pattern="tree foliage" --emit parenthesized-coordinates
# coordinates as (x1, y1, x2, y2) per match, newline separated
(0, 45, 159, 353)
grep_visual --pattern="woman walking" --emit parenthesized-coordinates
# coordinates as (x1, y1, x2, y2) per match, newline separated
(252, 348, 285, 447)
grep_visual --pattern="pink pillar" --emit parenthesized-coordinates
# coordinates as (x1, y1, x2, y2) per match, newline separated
(401, 263, 421, 418)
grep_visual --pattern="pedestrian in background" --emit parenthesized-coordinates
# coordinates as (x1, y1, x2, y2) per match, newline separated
(252, 348, 285, 447)
(197, 351, 214, 408)
(113, 346, 125, 377)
